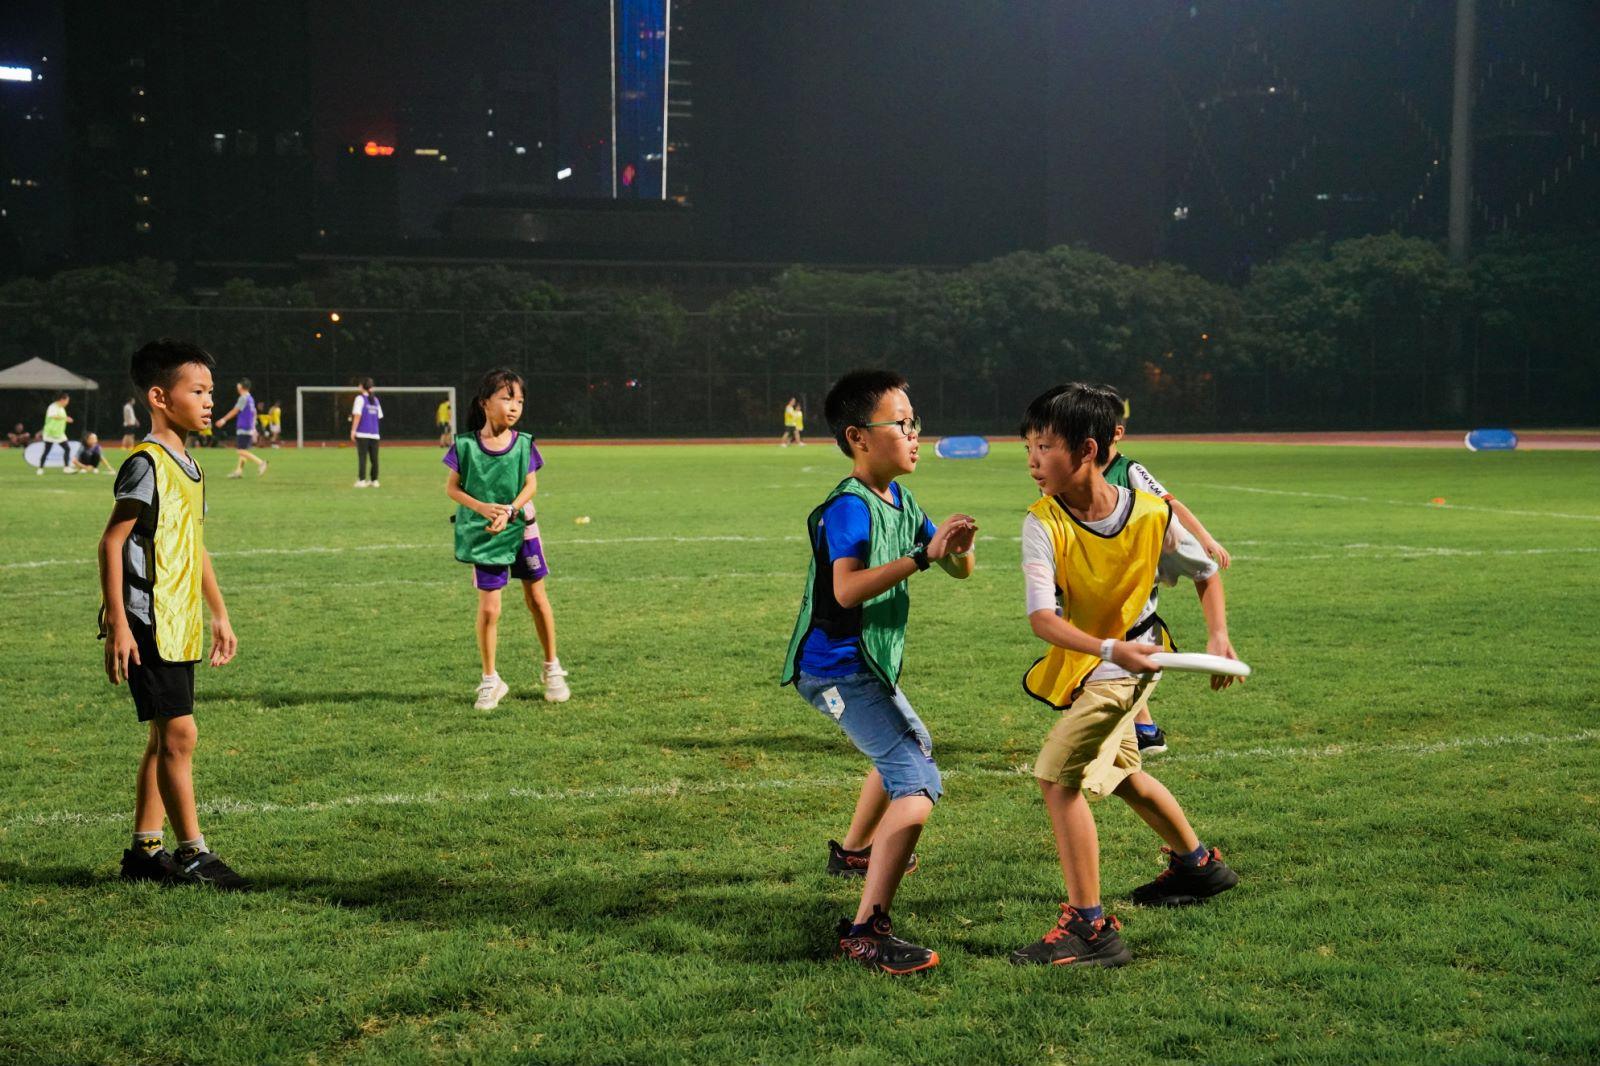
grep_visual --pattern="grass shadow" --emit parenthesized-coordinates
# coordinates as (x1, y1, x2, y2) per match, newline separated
(247, 865, 845, 962)
(0, 861, 110, 888)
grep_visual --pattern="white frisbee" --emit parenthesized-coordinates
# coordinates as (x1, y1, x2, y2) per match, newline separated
(1148, 652, 1251, 678)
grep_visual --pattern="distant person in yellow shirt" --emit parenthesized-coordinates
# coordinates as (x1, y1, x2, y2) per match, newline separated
(437, 398, 453, 446)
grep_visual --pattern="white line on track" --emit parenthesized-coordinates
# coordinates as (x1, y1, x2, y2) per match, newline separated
(1199, 483, 1600, 523)
(8, 728, 1594, 831)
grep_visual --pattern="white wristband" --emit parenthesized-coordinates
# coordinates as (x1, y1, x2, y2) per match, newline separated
(1099, 638, 1116, 662)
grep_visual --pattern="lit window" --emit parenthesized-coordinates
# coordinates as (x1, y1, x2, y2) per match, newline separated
(135, 221, 152, 233)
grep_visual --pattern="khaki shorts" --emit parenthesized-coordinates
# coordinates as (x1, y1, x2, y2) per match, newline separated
(1033, 676, 1156, 799)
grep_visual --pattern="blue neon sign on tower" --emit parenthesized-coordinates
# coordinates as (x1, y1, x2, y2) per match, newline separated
(610, 0, 669, 199)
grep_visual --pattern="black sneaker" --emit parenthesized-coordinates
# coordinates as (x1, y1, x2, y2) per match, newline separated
(1130, 846, 1238, 906)
(171, 850, 251, 891)
(119, 847, 179, 884)
(835, 906, 940, 975)
(1009, 903, 1133, 967)
(825, 839, 918, 878)
(1136, 725, 1168, 755)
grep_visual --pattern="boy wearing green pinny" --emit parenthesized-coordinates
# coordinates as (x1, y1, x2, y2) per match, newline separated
(782, 369, 976, 974)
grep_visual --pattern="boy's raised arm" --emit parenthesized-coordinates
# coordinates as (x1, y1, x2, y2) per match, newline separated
(832, 515, 975, 607)
(1170, 497, 1230, 569)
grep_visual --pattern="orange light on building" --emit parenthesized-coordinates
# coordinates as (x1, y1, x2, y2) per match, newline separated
(363, 140, 395, 157)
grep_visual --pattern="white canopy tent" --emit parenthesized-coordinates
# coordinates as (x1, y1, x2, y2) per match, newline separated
(0, 357, 100, 392)
(0, 357, 101, 437)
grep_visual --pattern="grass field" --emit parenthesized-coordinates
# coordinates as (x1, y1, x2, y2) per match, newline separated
(3, 437, 1598, 1066)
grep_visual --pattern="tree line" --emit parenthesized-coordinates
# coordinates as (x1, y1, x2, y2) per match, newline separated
(2, 232, 1594, 433)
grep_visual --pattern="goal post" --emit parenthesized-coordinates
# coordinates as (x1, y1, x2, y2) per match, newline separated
(294, 385, 457, 448)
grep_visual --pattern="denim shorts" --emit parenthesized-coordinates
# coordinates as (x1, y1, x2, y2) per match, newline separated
(796, 671, 942, 802)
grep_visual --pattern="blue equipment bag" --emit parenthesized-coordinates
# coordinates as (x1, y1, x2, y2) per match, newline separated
(1464, 428, 1518, 452)
(935, 435, 990, 460)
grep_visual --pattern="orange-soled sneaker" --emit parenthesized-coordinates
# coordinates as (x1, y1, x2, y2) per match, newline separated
(1130, 846, 1238, 907)
(1009, 903, 1132, 967)
(825, 839, 918, 879)
(835, 906, 939, 975)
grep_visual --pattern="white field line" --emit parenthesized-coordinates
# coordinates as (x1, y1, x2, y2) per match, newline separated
(11, 572, 799, 602)
(1199, 483, 1600, 523)
(0, 534, 808, 573)
(7, 728, 1595, 832)
(10, 534, 1600, 578)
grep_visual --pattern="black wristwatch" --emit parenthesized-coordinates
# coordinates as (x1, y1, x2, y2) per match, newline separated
(907, 544, 931, 572)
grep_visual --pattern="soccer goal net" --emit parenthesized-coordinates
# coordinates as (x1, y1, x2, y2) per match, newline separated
(294, 386, 457, 448)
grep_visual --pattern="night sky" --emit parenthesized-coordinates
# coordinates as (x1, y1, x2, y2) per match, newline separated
(10, 0, 1589, 270)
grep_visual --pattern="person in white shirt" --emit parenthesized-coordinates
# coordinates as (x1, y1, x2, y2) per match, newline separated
(121, 397, 140, 449)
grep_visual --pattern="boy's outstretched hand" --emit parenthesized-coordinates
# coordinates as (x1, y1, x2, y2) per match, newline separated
(927, 514, 977, 560)
(209, 617, 238, 667)
(105, 623, 141, 685)
(1206, 634, 1242, 690)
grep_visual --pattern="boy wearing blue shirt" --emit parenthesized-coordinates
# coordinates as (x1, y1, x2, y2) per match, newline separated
(781, 369, 976, 974)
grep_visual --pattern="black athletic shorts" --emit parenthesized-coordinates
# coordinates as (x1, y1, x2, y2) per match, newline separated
(125, 619, 196, 722)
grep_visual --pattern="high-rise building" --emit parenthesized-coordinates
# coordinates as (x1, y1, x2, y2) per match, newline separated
(64, 1, 313, 265)
(0, 2, 68, 276)
(611, 0, 671, 200)
(665, 0, 694, 205)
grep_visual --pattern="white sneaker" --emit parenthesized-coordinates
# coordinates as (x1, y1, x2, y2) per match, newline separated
(63, 466, 78, 474)
(227, 470, 243, 479)
(36, 467, 44, 475)
(354, 479, 369, 488)
(543, 663, 571, 703)
(474, 675, 509, 710)
(370, 480, 379, 488)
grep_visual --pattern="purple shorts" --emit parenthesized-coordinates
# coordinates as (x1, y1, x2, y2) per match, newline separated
(472, 512, 550, 590)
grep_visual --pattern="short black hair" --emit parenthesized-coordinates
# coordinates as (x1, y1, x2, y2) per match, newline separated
(237, 378, 251, 390)
(824, 369, 908, 457)
(1019, 382, 1120, 458)
(359, 376, 374, 390)
(130, 338, 216, 399)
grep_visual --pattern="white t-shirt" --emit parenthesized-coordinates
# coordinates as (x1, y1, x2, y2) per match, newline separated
(1020, 486, 1217, 683)
(1127, 460, 1169, 499)
(123, 401, 137, 427)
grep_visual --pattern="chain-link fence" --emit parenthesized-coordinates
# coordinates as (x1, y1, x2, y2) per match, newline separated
(1, 303, 1591, 442)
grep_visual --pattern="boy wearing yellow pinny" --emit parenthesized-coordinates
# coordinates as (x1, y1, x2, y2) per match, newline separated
(1009, 383, 1243, 967)
(99, 339, 247, 889)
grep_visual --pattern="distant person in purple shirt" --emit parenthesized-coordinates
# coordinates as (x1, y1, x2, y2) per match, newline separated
(444, 367, 569, 709)
(351, 378, 383, 487)
(214, 379, 268, 479)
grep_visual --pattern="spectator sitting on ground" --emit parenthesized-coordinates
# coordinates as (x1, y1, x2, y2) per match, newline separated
(72, 433, 107, 474)
(7, 423, 34, 447)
